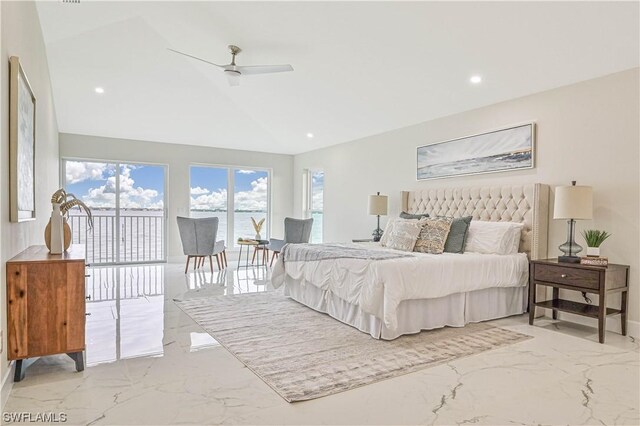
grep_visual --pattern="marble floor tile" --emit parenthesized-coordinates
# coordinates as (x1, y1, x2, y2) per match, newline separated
(3, 262, 638, 425)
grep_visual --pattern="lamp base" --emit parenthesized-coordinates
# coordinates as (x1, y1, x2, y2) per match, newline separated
(372, 228, 383, 242)
(558, 219, 583, 261)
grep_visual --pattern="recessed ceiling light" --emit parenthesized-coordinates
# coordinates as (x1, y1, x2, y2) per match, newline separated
(469, 75, 482, 84)
(94, 87, 105, 94)
(306, 133, 314, 139)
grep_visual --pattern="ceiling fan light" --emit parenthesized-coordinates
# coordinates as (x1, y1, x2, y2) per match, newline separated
(225, 70, 241, 86)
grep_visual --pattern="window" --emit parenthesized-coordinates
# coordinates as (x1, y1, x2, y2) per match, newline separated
(189, 165, 270, 246)
(304, 169, 324, 243)
(234, 169, 269, 241)
(189, 166, 229, 243)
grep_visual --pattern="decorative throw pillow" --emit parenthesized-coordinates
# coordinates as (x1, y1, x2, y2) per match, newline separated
(399, 211, 429, 220)
(464, 221, 524, 255)
(414, 217, 453, 254)
(380, 217, 427, 252)
(443, 216, 473, 254)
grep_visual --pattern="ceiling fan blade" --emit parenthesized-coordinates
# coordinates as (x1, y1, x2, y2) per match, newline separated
(226, 72, 240, 87)
(167, 48, 224, 69)
(234, 64, 294, 75)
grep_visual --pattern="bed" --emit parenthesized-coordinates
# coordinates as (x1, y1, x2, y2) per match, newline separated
(272, 184, 550, 339)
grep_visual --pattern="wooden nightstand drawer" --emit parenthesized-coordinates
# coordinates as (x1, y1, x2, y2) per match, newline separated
(534, 263, 600, 290)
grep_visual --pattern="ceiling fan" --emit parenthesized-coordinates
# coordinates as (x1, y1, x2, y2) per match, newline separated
(168, 44, 293, 86)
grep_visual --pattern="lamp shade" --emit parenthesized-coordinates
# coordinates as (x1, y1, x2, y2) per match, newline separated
(368, 194, 388, 216)
(553, 185, 593, 220)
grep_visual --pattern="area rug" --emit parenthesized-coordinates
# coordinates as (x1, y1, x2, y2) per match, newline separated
(174, 292, 532, 402)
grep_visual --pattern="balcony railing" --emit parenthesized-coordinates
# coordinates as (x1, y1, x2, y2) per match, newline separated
(68, 213, 165, 265)
(85, 265, 165, 302)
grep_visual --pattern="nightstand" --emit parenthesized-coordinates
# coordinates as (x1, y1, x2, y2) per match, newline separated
(529, 258, 629, 343)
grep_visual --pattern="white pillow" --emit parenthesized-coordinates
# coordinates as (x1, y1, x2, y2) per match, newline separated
(380, 217, 427, 252)
(464, 221, 524, 255)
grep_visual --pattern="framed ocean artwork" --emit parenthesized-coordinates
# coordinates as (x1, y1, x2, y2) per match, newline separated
(417, 123, 535, 180)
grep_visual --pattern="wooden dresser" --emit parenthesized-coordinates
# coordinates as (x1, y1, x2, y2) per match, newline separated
(6, 245, 86, 381)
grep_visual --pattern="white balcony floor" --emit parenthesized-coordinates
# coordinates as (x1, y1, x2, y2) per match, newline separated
(3, 262, 639, 425)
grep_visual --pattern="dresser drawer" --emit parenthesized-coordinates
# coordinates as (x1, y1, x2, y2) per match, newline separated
(534, 263, 600, 290)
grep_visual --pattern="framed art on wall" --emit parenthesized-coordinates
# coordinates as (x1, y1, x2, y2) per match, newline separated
(9, 56, 36, 222)
(417, 123, 535, 180)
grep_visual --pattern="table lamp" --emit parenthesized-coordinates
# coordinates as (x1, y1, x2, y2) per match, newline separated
(553, 181, 593, 263)
(368, 192, 388, 242)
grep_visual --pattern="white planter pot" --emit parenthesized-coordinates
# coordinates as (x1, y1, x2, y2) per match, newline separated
(49, 203, 65, 254)
(586, 247, 600, 257)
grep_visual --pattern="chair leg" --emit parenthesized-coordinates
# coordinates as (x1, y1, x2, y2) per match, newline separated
(270, 251, 277, 267)
(252, 247, 257, 264)
(222, 250, 227, 268)
(215, 254, 222, 270)
(184, 256, 191, 274)
(209, 256, 214, 273)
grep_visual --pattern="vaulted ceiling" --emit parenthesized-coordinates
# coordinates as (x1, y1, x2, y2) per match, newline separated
(36, 1, 639, 155)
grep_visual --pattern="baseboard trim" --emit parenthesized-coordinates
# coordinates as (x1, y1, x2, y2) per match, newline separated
(1, 361, 15, 412)
(546, 312, 640, 339)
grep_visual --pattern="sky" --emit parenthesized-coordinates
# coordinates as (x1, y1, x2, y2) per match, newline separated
(65, 162, 270, 211)
(65, 161, 164, 209)
(311, 170, 324, 211)
(191, 167, 268, 211)
(417, 124, 532, 168)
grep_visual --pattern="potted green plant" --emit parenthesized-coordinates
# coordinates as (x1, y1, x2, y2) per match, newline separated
(581, 229, 611, 257)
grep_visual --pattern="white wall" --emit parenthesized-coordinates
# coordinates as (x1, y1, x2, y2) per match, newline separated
(293, 68, 640, 325)
(59, 133, 294, 259)
(1, 1, 60, 405)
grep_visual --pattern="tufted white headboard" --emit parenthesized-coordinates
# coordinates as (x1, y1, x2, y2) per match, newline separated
(401, 184, 550, 260)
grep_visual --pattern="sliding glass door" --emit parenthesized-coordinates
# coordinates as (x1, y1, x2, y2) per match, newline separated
(63, 159, 167, 265)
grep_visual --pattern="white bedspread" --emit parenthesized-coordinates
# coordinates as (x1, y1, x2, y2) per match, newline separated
(272, 242, 529, 330)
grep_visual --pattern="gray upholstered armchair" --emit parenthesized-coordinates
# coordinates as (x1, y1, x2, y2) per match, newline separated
(268, 217, 314, 266)
(177, 217, 227, 274)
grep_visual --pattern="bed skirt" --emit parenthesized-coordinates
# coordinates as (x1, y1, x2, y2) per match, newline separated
(283, 279, 528, 340)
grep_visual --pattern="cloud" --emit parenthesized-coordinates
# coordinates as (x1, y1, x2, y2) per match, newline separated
(81, 165, 163, 209)
(312, 190, 323, 210)
(190, 177, 268, 211)
(237, 170, 256, 174)
(190, 186, 210, 195)
(234, 177, 268, 211)
(191, 189, 227, 211)
(65, 161, 110, 184)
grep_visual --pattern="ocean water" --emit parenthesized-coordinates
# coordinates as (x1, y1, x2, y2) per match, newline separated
(418, 151, 532, 179)
(70, 210, 323, 265)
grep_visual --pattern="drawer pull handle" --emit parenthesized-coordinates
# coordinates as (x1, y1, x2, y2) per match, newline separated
(86, 295, 91, 300)
(561, 274, 567, 278)
(85, 313, 91, 316)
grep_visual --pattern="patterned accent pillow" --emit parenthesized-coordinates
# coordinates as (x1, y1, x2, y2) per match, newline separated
(380, 218, 427, 252)
(414, 217, 454, 254)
